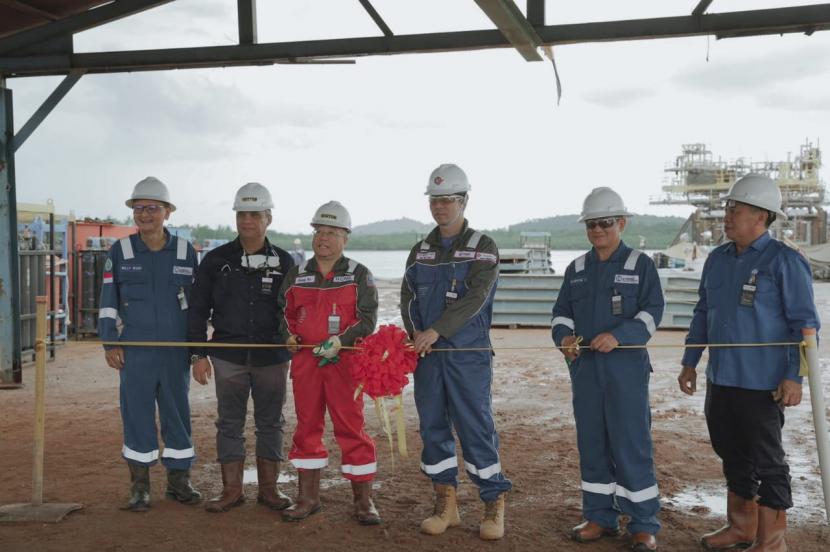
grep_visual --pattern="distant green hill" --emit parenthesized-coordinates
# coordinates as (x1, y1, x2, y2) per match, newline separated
(179, 213, 686, 251)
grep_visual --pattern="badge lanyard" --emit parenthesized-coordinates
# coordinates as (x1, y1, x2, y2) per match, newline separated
(611, 288, 623, 316)
(328, 303, 341, 335)
(740, 269, 758, 307)
(177, 286, 189, 310)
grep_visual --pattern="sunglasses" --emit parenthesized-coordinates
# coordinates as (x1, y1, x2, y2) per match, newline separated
(585, 217, 618, 230)
(132, 204, 165, 215)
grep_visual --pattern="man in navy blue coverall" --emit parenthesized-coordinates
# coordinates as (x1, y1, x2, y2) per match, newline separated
(551, 187, 664, 551)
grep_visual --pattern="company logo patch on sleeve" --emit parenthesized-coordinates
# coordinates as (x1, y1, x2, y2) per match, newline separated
(172, 266, 193, 276)
(332, 274, 356, 283)
(366, 274, 375, 287)
(475, 252, 497, 263)
(454, 250, 476, 259)
(614, 274, 640, 284)
(104, 258, 113, 271)
(103, 272, 113, 284)
(416, 251, 436, 260)
(295, 275, 316, 284)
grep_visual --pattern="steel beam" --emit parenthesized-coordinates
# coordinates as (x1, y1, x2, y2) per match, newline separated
(474, 0, 543, 61)
(0, 0, 60, 21)
(12, 70, 82, 152)
(0, 0, 173, 55)
(1, 4, 829, 76)
(0, 86, 22, 384)
(693, 1, 715, 17)
(527, 0, 545, 27)
(357, 0, 393, 37)
(237, 0, 257, 45)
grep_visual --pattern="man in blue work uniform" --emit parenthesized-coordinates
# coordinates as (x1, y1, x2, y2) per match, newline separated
(99, 176, 201, 512)
(551, 187, 664, 552)
(678, 174, 820, 552)
(401, 163, 512, 541)
(189, 182, 295, 514)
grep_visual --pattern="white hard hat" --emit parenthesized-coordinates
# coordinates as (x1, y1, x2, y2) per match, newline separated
(293, 238, 302, 245)
(578, 186, 632, 222)
(724, 173, 786, 218)
(311, 200, 352, 232)
(233, 182, 274, 211)
(425, 163, 471, 196)
(126, 176, 175, 211)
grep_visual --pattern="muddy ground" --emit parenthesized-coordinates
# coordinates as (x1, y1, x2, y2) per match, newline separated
(1, 280, 829, 551)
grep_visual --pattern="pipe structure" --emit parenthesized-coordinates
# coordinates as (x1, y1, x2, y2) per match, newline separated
(803, 329, 830, 524)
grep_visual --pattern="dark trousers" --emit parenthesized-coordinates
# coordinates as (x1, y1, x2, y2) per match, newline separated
(705, 381, 792, 510)
(211, 357, 289, 464)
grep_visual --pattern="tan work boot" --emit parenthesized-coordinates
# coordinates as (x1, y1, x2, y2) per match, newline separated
(351, 480, 382, 525)
(256, 457, 293, 511)
(282, 469, 322, 522)
(205, 460, 245, 513)
(746, 506, 786, 552)
(572, 520, 622, 542)
(420, 484, 461, 535)
(701, 491, 758, 550)
(479, 494, 506, 541)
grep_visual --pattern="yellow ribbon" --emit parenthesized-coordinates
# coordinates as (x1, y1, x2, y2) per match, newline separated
(800, 339, 813, 377)
(374, 397, 395, 468)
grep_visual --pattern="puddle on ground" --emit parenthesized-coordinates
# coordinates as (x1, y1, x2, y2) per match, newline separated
(666, 484, 726, 517)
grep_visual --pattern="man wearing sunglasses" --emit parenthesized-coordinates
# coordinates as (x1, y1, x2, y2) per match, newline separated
(678, 174, 819, 551)
(401, 163, 512, 541)
(551, 187, 664, 551)
(188, 182, 295, 514)
(98, 177, 201, 511)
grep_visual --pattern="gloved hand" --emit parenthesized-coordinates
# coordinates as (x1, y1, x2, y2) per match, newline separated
(313, 335, 342, 366)
(286, 334, 301, 353)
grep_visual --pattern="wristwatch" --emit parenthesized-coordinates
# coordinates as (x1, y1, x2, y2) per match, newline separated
(190, 354, 206, 364)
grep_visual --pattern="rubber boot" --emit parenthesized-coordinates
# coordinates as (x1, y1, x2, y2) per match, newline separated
(701, 492, 758, 550)
(479, 494, 506, 541)
(121, 463, 151, 512)
(256, 457, 293, 511)
(746, 506, 787, 552)
(352, 480, 381, 525)
(165, 469, 202, 505)
(282, 469, 322, 522)
(205, 460, 245, 513)
(420, 484, 461, 535)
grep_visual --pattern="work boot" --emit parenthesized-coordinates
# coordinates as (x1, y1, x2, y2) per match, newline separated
(351, 480, 382, 525)
(420, 484, 461, 535)
(282, 469, 322, 522)
(479, 494, 506, 541)
(256, 457, 293, 511)
(701, 491, 758, 550)
(165, 469, 202, 505)
(746, 506, 786, 552)
(205, 460, 245, 513)
(571, 520, 622, 542)
(121, 463, 150, 512)
(630, 532, 658, 551)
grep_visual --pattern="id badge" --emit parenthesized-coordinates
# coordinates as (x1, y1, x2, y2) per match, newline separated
(261, 275, 273, 295)
(328, 314, 341, 335)
(611, 293, 623, 316)
(177, 286, 189, 311)
(445, 290, 458, 305)
(740, 284, 756, 307)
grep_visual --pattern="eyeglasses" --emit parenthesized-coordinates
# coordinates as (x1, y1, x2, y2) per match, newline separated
(132, 204, 165, 215)
(312, 228, 347, 239)
(585, 217, 618, 230)
(429, 195, 464, 206)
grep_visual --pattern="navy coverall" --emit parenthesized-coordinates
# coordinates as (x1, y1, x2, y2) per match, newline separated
(99, 231, 198, 470)
(401, 221, 512, 502)
(551, 242, 664, 535)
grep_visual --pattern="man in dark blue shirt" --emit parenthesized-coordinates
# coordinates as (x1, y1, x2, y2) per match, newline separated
(188, 183, 295, 514)
(679, 174, 820, 551)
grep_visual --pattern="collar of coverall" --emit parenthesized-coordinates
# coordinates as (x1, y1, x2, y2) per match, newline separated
(588, 240, 628, 264)
(423, 218, 471, 247)
(305, 255, 352, 277)
(133, 227, 174, 253)
(725, 230, 771, 256)
(232, 235, 272, 256)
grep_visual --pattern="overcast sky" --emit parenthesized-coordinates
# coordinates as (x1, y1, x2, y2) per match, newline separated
(9, 0, 830, 233)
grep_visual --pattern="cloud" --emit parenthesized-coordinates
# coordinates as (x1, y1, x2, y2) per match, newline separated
(757, 88, 830, 112)
(582, 86, 656, 108)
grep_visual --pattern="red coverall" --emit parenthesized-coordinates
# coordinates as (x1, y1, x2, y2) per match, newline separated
(278, 256, 378, 481)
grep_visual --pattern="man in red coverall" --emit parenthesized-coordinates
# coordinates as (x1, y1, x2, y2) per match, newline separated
(277, 200, 381, 525)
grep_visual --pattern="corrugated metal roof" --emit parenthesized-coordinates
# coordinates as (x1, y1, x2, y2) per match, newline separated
(0, 1, 109, 40)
